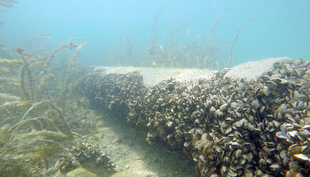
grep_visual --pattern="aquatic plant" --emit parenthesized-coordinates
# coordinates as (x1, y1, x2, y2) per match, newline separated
(0, 0, 18, 25)
(0, 59, 23, 67)
(0, 39, 101, 176)
(146, 7, 258, 69)
(122, 32, 135, 66)
(146, 7, 229, 69)
(228, 18, 258, 68)
(23, 33, 52, 56)
(0, 0, 17, 8)
(0, 125, 67, 176)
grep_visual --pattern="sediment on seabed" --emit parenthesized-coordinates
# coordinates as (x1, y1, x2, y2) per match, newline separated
(80, 57, 310, 177)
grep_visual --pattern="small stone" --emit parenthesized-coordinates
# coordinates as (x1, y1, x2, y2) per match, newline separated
(124, 164, 130, 169)
(112, 138, 122, 143)
(66, 168, 97, 177)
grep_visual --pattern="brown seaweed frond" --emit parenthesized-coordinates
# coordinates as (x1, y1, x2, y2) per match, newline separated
(16, 47, 35, 101)
(27, 33, 51, 43)
(18, 63, 30, 100)
(228, 18, 258, 68)
(0, 59, 23, 67)
(29, 56, 47, 63)
(151, 2, 166, 42)
(19, 101, 43, 123)
(146, 7, 230, 69)
(57, 42, 87, 110)
(0, 66, 10, 74)
(0, 93, 20, 101)
(40, 42, 77, 78)
(0, 39, 95, 175)
(0, 123, 67, 176)
(205, 7, 230, 43)
(33, 42, 78, 101)
(0, 0, 16, 18)
(0, 76, 17, 83)
(122, 32, 135, 66)
(8, 117, 52, 141)
(29, 56, 47, 70)
(68, 72, 97, 96)
(0, 0, 17, 8)
(2, 100, 32, 109)
(38, 73, 55, 101)
(45, 100, 73, 138)
(69, 37, 86, 42)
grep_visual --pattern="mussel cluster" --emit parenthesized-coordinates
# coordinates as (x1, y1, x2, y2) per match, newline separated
(81, 59, 310, 177)
(58, 142, 117, 173)
(82, 71, 145, 118)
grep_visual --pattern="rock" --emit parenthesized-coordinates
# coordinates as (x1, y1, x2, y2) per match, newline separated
(66, 168, 97, 177)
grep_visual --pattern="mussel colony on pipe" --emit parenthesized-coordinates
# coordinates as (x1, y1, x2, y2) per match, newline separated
(81, 59, 310, 177)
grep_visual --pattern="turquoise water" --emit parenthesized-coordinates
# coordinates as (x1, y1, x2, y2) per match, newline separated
(0, 0, 309, 68)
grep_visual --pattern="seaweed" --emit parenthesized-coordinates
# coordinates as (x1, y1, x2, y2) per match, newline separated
(146, 7, 229, 69)
(0, 0, 18, 25)
(0, 39, 98, 176)
(0, 0, 17, 8)
(0, 125, 67, 176)
(228, 18, 258, 68)
(145, 7, 258, 69)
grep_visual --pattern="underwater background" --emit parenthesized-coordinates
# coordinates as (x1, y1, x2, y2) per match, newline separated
(1, 0, 310, 68)
(1, 1, 310, 177)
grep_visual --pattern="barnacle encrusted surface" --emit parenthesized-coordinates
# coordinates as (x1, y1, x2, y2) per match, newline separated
(81, 58, 310, 177)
